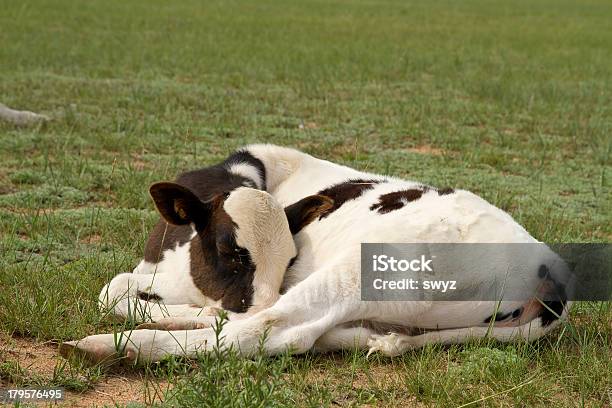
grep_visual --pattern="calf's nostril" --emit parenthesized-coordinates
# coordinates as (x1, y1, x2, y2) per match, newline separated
(538, 264, 549, 279)
(540, 301, 565, 326)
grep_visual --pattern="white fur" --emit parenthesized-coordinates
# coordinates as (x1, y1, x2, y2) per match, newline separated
(228, 163, 264, 189)
(224, 188, 297, 312)
(73, 145, 569, 363)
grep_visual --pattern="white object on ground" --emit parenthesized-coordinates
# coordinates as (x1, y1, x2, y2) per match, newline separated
(0, 103, 49, 125)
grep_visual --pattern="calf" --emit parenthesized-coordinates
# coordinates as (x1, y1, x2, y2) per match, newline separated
(62, 144, 570, 364)
(99, 185, 332, 329)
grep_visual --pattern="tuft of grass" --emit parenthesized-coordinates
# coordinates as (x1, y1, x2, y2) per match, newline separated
(161, 316, 303, 407)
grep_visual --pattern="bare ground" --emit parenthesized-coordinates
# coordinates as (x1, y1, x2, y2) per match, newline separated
(0, 336, 169, 407)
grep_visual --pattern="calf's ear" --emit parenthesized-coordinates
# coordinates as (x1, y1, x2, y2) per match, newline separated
(284, 194, 334, 235)
(149, 182, 213, 228)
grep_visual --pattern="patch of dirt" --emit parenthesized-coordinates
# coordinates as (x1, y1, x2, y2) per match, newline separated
(80, 234, 102, 244)
(63, 375, 170, 408)
(1, 337, 59, 378)
(0, 172, 15, 195)
(405, 145, 445, 156)
(129, 154, 151, 171)
(298, 121, 319, 130)
(0, 185, 16, 195)
(16, 232, 30, 241)
(0, 336, 169, 407)
(595, 230, 612, 241)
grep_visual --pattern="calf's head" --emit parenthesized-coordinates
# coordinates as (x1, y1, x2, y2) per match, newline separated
(149, 182, 332, 312)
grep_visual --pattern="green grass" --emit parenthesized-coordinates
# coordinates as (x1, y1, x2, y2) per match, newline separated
(0, 0, 610, 406)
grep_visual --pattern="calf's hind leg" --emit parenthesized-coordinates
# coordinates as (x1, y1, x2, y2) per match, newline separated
(366, 318, 555, 357)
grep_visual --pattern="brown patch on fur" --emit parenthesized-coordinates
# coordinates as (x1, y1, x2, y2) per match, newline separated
(189, 200, 255, 313)
(370, 189, 423, 214)
(284, 194, 334, 234)
(144, 153, 260, 263)
(137, 291, 163, 302)
(437, 187, 455, 195)
(370, 186, 455, 214)
(189, 235, 225, 301)
(144, 223, 193, 263)
(317, 179, 383, 218)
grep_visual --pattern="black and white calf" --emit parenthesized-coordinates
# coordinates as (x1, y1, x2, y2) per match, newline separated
(61, 144, 570, 364)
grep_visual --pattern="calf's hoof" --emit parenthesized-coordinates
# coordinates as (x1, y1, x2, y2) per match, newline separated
(59, 337, 136, 367)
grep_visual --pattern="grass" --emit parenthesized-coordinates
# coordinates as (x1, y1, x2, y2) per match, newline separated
(0, 0, 610, 406)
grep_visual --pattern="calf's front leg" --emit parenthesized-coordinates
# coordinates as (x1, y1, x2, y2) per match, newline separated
(99, 271, 215, 321)
(62, 268, 364, 364)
